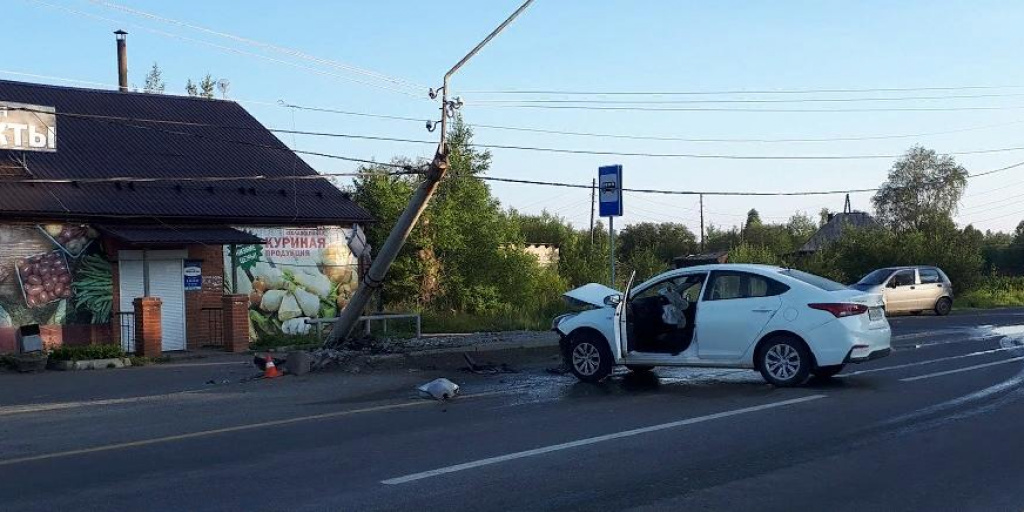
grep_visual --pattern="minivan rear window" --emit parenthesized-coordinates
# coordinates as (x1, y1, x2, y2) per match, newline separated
(778, 269, 848, 291)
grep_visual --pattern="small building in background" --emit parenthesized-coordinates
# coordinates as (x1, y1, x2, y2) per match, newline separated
(523, 243, 560, 268)
(673, 251, 729, 269)
(798, 211, 879, 254)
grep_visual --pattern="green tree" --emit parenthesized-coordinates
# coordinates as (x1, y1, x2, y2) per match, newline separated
(872, 146, 969, 232)
(199, 74, 217, 99)
(185, 79, 198, 97)
(618, 222, 697, 264)
(143, 62, 165, 94)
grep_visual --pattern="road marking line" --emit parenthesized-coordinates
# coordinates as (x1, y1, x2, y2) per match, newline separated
(0, 390, 513, 467)
(900, 357, 1024, 382)
(0, 389, 214, 416)
(381, 394, 826, 485)
(843, 345, 1024, 377)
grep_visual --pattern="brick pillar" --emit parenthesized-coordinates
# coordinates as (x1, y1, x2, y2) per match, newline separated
(133, 297, 163, 357)
(222, 294, 250, 353)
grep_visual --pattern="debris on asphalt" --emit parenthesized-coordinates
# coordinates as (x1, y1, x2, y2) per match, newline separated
(461, 353, 518, 374)
(417, 378, 460, 400)
(285, 350, 312, 376)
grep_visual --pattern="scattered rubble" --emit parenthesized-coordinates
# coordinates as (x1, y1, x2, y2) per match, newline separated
(461, 353, 518, 374)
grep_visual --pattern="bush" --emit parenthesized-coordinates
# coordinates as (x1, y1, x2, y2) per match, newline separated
(49, 344, 125, 361)
(728, 243, 781, 266)
(958, 276, 1024, 309)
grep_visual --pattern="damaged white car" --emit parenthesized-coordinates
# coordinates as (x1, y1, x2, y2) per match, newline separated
(553, 264, 891, 387)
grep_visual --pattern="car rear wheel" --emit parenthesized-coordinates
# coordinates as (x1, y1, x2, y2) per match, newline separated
(757, 335, 811, 387)
(568, 332, 613, 383)
(935, 297, 952, 316)
(811, 364, 844, 379)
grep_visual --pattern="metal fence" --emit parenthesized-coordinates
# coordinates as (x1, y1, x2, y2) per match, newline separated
(116, 311, 135, 353)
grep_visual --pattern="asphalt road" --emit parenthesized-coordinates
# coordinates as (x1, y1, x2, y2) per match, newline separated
(2, 309, 1024, 511)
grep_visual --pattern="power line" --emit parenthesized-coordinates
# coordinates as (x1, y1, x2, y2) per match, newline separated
(471, 103, 1024, 113)
(30, 107, 1024, 161)
(475, 160, 1024, 197)
(462, 85, 1024, 96)
(88, 0, 426, 93)
(0, 69, 114, 89)
(279, 101, 1024, 144)
(25, 0, 425, 98)
(467, 91, 1024, 105)
(9, 107, 423, 170)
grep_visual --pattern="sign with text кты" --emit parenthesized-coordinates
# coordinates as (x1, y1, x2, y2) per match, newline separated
(0, 102, 56, 152)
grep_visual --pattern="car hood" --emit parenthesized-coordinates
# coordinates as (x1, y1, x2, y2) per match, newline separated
(563, 283, 620, 308)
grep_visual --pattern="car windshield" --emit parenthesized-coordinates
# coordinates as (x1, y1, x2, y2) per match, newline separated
(778, 269, 848, 291)
(857, 269, 895, 286)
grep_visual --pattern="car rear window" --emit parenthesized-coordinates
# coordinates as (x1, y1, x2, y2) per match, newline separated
(778, 269, 848, 291)
(919, 268, 940, 284)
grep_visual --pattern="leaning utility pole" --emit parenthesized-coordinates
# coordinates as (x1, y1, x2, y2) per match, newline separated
(326, 0, 536, 347)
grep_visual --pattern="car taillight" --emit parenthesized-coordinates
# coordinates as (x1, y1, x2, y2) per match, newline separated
(808, 303, 868, 318)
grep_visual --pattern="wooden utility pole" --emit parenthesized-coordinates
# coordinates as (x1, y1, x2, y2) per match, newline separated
(326, 0, 536, 346)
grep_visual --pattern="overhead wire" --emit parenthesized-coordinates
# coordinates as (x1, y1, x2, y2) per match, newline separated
(25, 0, 426, 98)
(88, 0, 426, 93)
(466, 91, 1024, 105)
(462, 85, 1024, 96)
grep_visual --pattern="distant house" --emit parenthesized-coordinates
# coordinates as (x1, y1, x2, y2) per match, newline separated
(523, 243, 559, 268)
(673, 251, 729, 269)
(798, 211, 878, 254)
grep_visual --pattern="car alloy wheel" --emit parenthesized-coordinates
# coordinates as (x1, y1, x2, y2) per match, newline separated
(572, 342, 601, 376)
(764, 343, 801, 381)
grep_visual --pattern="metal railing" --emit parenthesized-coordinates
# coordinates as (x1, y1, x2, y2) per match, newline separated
(306, 313, 421, 342)
(115, 311, 135, 353)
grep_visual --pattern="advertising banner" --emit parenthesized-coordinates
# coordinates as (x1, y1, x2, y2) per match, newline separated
(0, 223, 106, 330)
(224, 226, 363, 339)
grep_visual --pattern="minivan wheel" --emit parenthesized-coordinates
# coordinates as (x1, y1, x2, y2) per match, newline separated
(757, 336, 811, 387)
(568, 332, 613, 383)
(935, 297, 953, 316)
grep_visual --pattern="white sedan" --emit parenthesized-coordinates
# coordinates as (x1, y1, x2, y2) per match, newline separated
(552, 264, 891, 387)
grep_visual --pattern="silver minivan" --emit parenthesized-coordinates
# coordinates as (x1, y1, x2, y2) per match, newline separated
(851, 266, 953, 316)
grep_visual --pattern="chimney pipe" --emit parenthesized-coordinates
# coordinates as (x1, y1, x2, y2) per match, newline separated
(115, 30, 128, 92)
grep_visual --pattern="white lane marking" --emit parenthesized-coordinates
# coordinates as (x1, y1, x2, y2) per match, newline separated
(900, 357, 1024, 382)
(842, 345, 1024, 377)
(0, 389, 214, 416)
(0, 389, 521, 467)
(381, 394, 826, 485)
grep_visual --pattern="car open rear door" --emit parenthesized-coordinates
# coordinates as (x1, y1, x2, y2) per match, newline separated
(613, 271, 636, 361)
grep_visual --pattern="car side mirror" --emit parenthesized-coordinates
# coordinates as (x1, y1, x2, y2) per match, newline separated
(603, 294, 622, 307)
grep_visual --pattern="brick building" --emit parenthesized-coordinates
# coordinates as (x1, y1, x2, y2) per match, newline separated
(0, 78, 372, 354)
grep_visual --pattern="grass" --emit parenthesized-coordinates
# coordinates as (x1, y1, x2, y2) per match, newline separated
(252, 332, 321, 351)
(421, 302, 566, 334)
(957, 276, 1024, 309)
(48, 344, 125, 362)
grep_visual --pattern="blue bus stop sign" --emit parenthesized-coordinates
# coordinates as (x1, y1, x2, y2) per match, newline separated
(598, 165, 623, 217)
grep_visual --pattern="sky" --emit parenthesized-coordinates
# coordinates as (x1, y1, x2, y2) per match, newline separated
(5, 0, 1024, 237)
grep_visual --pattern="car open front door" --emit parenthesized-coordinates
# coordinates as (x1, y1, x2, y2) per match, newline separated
(613, 271, 636, 361)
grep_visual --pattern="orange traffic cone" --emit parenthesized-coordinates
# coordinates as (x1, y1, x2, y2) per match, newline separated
(263, 354, 281, 379)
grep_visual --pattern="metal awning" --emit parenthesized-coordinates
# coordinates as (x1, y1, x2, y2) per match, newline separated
(96, 225, 264, 246)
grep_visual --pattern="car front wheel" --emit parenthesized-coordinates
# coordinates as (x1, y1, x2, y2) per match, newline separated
(757, 336, 812, 387)
(568, 332, 613, 383)
(935, 297, 952, 316)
